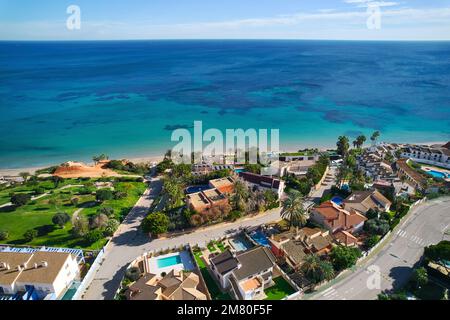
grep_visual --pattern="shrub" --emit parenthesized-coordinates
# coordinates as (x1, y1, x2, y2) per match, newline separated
(114, 191, 128, 200)
(96, 189, 114, 202)
(11, 193, 32, 207)
(364, 235, 381, 249)
(364, 218, 390, 236)
(228, 210, 242, 221)
(23, 229, 38, 242)
(125, 267, 141, 282)
(71, 215, 89, 238)
(424, 240, 450, 261)
(83, 229, 104, 244)
(78, 187, 94, 195)
(104, 219, 120, 236)
(97, 206, 115, 217)
(52, 212, 71, 228)
(365, 208, 379, 220)
(70, 197, 79, 206)
(33, 187, 46, 195)
(89, 213, 109, 229)
(0, 230, 9, 241)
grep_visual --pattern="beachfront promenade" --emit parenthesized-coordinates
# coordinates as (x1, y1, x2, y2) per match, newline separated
(81, 176, 283, 300)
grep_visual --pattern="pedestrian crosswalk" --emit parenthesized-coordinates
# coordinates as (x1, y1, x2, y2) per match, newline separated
(396, 229, 426, 246)
(320, 287, 346, 300)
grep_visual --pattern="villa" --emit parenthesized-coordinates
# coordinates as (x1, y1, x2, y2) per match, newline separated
(0, 251, 80, 299)
(238, 171, 285, 199)
(209, 246, 276, 300)
(343, 189, 392, 215)
(269, 227, 333, 270)
(208, 176, 235, 194)
(310, 201, 367, 247)
(125, 270, 207, 300)
(400, 143, 450, 169)
(186, 188, 229, 214)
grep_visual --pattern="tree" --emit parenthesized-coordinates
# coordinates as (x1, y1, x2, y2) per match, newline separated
(141, 212, 170, 236)
(370, 131, 380, 146)
(97, 206, 115, 217)
(412, 267, 428, 289)
(244, 164, 262, 174)
(71, 215, 89, 238)
(93, 154, 109, 164)
(365, 208, 379, 220)
(23, 229, 38, 242)
(19, 172, 30, 182)
(96, 189, 114, 202)
(329, 246, 362, 271)
(424, 240, 450, 262)
(10, 193, 31, 207)
(84, 229, 104, 244)
(301, 254, 335, 284)
(263, 190, 279, 209)
(51, 175, 63, 188)
(281, 190, 307, 227)
(70, 197, 79, 207)
(89, 213, 109, 229)
(364, 218, 390, 236)
(0, 230, 9, 241)
(231, 180, 249, 212)
(104, 219, 120, 236)
(34, 186, 46, 195)
(336, 136, 350, 157)
(52, 212, 71, 228)
(356, 135, 366, 148)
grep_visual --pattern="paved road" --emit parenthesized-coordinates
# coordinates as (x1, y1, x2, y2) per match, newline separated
(81, 179, 282, 300)
(308, 197, 450, 300)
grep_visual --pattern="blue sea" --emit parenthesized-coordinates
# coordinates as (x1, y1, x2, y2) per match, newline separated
(1, 40, 449, 169)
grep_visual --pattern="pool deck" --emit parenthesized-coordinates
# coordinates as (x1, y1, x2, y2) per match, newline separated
(148, 250, 195, 275)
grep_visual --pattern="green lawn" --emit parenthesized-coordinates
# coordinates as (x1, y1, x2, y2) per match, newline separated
(0, 180, 146, 250)
(264, 277, 296, 300)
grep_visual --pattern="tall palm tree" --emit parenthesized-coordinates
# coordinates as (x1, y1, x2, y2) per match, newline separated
(232, 180, 249, 212)
(281, 190, 307, 227)
(301, 254, 335, 284)
(356, 135, 366, 148)
(370, 131, 380, 146)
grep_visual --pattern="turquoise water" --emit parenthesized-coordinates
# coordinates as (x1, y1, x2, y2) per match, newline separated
(230, 236, 254, 251)
(185, 185, 210, 194)
(157, 254, 182, 268)
(1, 40, 449, 169)
(426, 170, 448, 179)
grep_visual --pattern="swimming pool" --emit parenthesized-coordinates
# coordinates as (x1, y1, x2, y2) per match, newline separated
(331, 196, 344, 205)
(185, 185, 210, 194)
(234, 168, 245, 174)
(426, 170, 448, 179)
(249, 230, 270, 247)
(157, 254, 182, 268)
(230, 236, 253, 251)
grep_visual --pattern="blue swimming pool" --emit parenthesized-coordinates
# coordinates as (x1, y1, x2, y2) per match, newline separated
(185, 185, 210, 194)
(234, 168, 245, 174)
(230, 236, 253, 251)
(157, 254, 182, 268)
(249, 230, 270, 247)
(426, 170, 448, 179)
(331, 196, 344, 205)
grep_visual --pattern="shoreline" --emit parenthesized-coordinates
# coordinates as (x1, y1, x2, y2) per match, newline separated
(0, 140, 446, 177)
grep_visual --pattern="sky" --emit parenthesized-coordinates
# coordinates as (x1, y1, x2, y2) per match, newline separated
(0, 0, 449, 40)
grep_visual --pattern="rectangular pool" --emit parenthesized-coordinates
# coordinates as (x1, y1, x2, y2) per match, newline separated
(249, 230, 270, 247)
(157, 254, 182, 268)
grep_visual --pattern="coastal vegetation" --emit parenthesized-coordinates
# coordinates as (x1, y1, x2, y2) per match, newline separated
(0, 176, 146, 250)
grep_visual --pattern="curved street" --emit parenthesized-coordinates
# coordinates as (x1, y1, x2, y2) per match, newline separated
(306, 197, 450, 300)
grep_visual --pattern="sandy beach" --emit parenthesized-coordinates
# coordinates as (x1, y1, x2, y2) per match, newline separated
(0, 141, 446, 177)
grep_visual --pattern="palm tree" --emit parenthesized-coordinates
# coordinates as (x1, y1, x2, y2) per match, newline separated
(301, 254, 335, 284)
(232, 180, 249, 212)
(281, 190, 307, 227)
(336, 136, 349, 157)
(370, 131, 380, 146)
(356, 135, 366, 148)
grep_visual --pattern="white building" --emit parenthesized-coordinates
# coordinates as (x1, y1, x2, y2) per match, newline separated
(0, 251, 80, 299)
(400, 143, 450, 169)
(209, 246, 276, 300)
